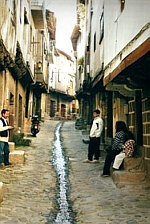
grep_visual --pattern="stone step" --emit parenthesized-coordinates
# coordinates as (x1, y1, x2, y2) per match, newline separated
(8, 142, 15, 151)
(9, 151, 25, 165)
(124, 157, 144, 172)
(112, 170, 146, 184)
(0, 182, 4, 203)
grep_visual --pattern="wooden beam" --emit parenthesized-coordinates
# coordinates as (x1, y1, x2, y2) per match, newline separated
(106, 83, 135, 97)
(104, 38, 150, 86)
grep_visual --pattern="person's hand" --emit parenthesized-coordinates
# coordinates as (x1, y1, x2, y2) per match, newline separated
(8, 126, 14, 130)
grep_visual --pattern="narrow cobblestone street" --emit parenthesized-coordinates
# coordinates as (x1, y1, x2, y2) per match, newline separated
(0, 120, 150, 224)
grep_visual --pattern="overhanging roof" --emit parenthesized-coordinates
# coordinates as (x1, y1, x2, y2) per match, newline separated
(104, 38, 150, 86)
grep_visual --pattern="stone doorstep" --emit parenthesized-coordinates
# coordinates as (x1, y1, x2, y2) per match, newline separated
(8, 142, 15, 151)
(0, 182, 4, 203)
(112, 170, 146, 184)
(124, 157, 144, 172)
(9, 151, 25, 165)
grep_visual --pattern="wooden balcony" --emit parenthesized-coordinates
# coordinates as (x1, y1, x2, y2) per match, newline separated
(31, 0, 45, 29)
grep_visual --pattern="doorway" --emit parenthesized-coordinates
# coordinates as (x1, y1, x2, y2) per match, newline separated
(18, 94, 22, 128)
(61, 104, 66, 117)
(50, 100, 56, 117)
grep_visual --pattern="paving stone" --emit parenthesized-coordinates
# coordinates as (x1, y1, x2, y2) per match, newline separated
(0, 120, 59, 223)
(62, 121, 150, 224)
(9, 150, 25, 164)
(0, 120, 150, 224)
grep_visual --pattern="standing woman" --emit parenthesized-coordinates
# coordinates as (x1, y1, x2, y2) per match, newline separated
(102, 121, 128, 177)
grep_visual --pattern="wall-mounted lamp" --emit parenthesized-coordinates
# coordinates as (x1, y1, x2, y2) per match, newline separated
(37, 61, 42, 70)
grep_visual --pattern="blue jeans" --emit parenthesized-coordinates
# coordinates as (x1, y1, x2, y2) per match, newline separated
(0, 142, 10, 165)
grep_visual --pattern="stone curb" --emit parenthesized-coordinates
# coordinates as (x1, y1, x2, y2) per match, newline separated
(0, 182, 4, 203)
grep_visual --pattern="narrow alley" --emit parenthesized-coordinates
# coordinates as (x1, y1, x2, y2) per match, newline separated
(0, 120, 150, 224)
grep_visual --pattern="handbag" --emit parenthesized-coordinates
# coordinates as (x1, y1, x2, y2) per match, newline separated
(122, 139, 135, 157)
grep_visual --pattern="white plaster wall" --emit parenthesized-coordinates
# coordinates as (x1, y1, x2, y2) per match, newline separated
(104, 0, 150, 67)
(54, 52, 75, 95)
(90, 0, 104, 78)
(76, 33, 85, 91)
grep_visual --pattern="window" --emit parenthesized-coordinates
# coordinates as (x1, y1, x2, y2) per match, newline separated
(20, 0, 22, 23)
(58, 70, 61, 82)
(11, 0, 16, 26)
(94, 33, 96, 52)
(120, 0, 125, 12)
(30, 26, 32, 51)
(25, 87, 30, 118)
(99, 12, 104, 44)
(87, 34, 90, 51)
(24, 7, 29, 24)
(9, 93, 14, 105)
(70, 80, 73, 88)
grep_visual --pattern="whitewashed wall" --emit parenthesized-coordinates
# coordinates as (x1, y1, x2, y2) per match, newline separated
(89, 0, 104, 78)
(104, 0, 150, 77)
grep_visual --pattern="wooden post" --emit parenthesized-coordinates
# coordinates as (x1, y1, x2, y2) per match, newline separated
(135, 90, 143, 146)
(106, 91, 113, 138)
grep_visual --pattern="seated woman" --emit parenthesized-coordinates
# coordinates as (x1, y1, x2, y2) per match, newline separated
(113, 131, 135, 170)
(102, 121, 128, 177)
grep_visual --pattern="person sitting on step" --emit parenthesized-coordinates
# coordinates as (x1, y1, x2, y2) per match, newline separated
(101, 121, 128, 177)
(113, 131, 135, 170)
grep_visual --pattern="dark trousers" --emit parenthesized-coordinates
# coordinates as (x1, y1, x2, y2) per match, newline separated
(88, 137, 100, 161)
(103, 148, 120, 175)
(0, 142, 10, 165)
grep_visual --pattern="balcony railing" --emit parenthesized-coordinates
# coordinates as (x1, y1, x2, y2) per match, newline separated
(31, 0, 44, 6)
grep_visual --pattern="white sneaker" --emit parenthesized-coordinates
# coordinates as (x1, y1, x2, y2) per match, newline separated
(91, 160, 99, 164)
(83, 159, 92, 163)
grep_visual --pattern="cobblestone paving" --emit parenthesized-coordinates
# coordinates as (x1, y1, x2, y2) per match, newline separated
(0, 120, 59, 224)
(0, 120, 150, 224)
(62, 121, 150, 224)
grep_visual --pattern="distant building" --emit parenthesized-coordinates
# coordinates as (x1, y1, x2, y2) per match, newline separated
(48, 48, 77, 119)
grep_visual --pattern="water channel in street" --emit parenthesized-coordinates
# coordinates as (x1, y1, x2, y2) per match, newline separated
(49, 122, 75, 224)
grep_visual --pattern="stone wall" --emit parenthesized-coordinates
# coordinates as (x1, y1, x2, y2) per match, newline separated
(128, 93, 150, 178)
(142, 94, 150, 177)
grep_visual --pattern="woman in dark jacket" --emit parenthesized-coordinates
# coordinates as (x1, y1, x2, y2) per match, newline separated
(102, 121, 128, 177)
